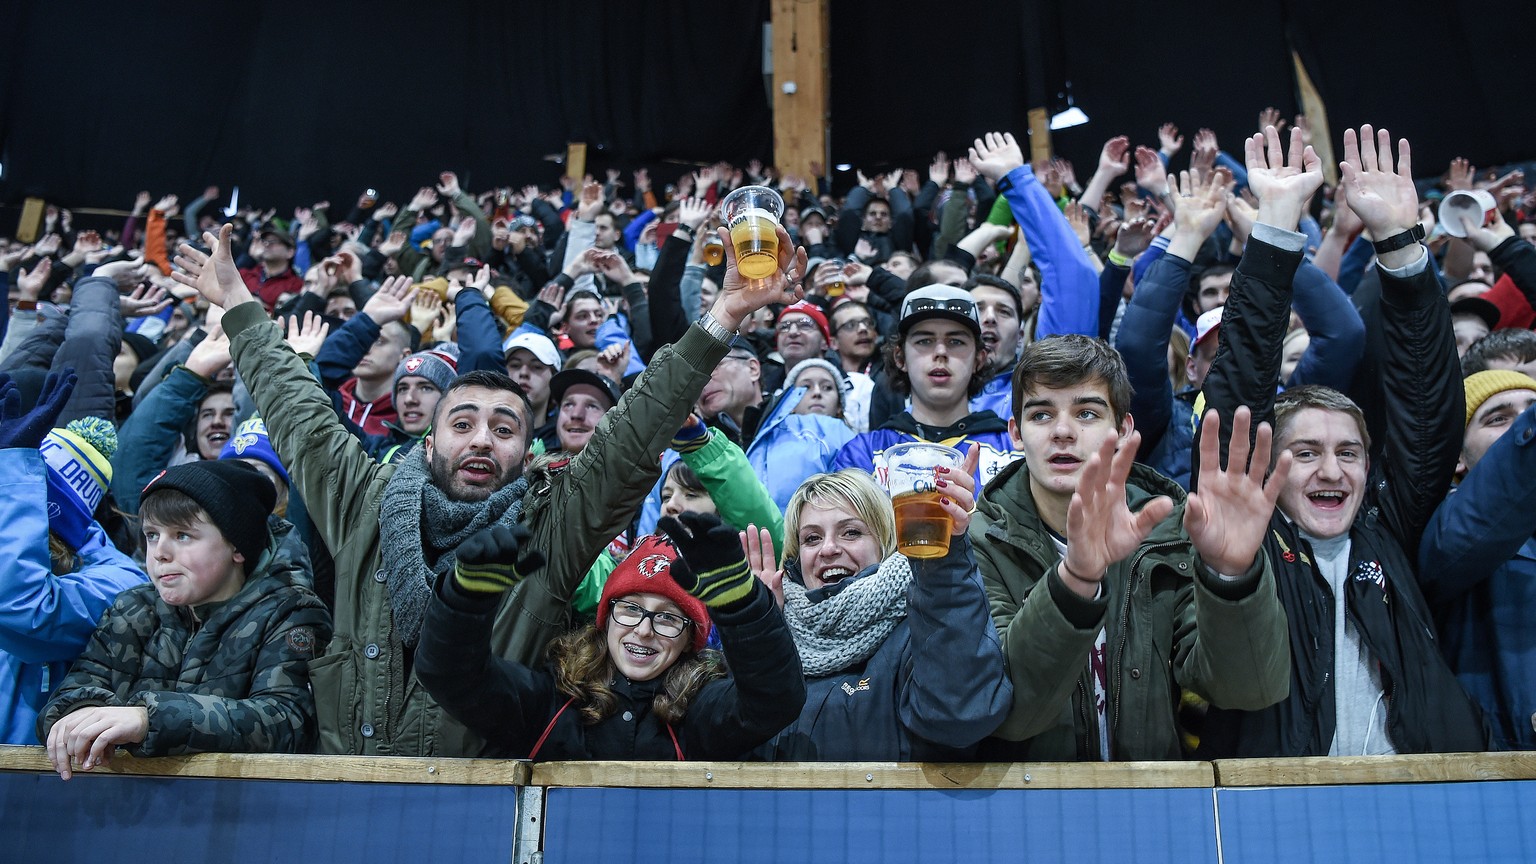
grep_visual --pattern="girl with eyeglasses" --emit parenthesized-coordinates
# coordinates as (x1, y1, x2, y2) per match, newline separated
(416, 513, 804, 760)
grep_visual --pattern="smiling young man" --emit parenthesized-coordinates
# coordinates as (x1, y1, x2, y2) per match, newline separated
(831, 284, 1019, 488)
(177, 215, 806, 757)
(1195, 125, 1487, 757)
(549, 368, 621, 454)
(1417, 370, 1536, 749)
(969, 333, 1291, 760)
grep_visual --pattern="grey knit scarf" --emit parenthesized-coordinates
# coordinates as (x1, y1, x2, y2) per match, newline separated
(378, 448, 529, 647)
(781, 553, 913, 677)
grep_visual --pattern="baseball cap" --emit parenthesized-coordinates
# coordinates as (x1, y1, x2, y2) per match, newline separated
(899, 284, 981, 338)
(1193, 306, 1224, 350)
(503, 331, 563, 370)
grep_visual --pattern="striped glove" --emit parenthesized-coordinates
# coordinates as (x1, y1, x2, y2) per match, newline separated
(670, 413, 712, 454)
(659, 512, 756, 611)
(452, 523, 545, 594)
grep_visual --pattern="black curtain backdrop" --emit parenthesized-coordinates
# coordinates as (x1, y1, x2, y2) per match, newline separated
(2, 0, 1534, 214)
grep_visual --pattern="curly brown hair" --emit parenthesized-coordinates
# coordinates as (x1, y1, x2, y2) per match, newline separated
(546, 626, 725, 726)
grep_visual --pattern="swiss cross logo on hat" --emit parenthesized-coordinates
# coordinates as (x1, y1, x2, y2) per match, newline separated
(405, 357, 425, 374)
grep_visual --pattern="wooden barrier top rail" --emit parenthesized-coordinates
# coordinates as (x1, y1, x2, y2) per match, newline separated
(2, 746, 1532, 789)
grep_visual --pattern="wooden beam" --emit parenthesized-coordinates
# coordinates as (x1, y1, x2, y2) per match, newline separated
(0, 745, 531, 786)
(1027, 108, 1053, 166)
(771, 0, 828, 181)
(532, 760, 1214, 790)
(1214, 752, 1536, 787)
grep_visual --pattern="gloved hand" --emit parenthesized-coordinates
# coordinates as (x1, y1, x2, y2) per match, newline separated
(659, 511, 756, 611)
(452, 523, 546, 594)
(0, 369, 78, 450)
(670, 413, 712, 454)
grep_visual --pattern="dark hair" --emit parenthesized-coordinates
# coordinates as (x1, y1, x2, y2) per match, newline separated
(829, 299, 874, 334)
(1012, 335, 1133, 425)
(665, 459, 706, 494)
(906, 259, 968, 292)
(434, 369, 535, 445)
(383, 320, 422, 354)
(139, 488, 211, 534)
(184, 381, 235, 455)
(964, 273, 1023, 318)
(1462, 328, 1536, 376)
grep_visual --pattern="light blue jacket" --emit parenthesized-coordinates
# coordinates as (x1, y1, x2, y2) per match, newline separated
(0, 449, 146, 744)
(746, 386, 856, 513)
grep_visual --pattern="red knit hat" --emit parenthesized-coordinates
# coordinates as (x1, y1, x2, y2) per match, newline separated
(597, 535, 711, 652)
(777, 301, 831, 343)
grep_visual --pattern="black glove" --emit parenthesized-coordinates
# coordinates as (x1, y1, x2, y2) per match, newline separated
(452, 523, 546, 594)
(0, 368, 77, 450)
(659, 512, 756, 610)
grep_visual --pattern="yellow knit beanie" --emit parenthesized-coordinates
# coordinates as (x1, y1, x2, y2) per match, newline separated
(1463, 370, 1536, 426)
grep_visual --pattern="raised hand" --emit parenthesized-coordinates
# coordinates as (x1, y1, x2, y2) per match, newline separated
(1338, 125, 1418, 250)
(1258, 106, 1287, 136)
(1185, 407, 1291, 575)
(595, 339, 631, 381)
(930, 151, 951, 185)
(1098, 135, 1131, 177)
(1158, 123, 1184, 159)
(1245, 125, 1323, 232)
(410, 289, 444, 332)
(594, 250, 633, 285)
(452, 523, 545, 594)
(15, 258, 52, 300)
(660, 511, 757, 610)
(284, 310, 331, 356)
(379, 230, 407, 257)
(433, 296, 457, 343)
(172, 224, 253, 310)
(119, 283, 171, 318)
(967, 131, 1025, 183)
(452, 216, 476, 248)
(437, 171, 462, 198)
(360, 275, 416, 324)
(741, 524, 784, 608)
(1169, 168, 1230, 259)
(1113, 215, 1159, 259)
(132, 191, 152, 216)
(1064, 200, 1092, 248)
(576, 181, 604, 221)
(677, 197, 711, 231)
(185, 325, 232, 378)
(1134, 145, 1169, 197)
(1191, 129, 1218, 182)
(711, 218, 807, 332)
(373, 202, 399, 222)
(0, 369, 77, 449)
(934, 444, 982, 536)
(409, 187, 439, 212)
(1060, 428, 1175, 598)
(152, 194, 179, 216)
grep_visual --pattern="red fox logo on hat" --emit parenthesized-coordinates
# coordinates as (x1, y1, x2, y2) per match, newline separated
(636, 554, 671, 579)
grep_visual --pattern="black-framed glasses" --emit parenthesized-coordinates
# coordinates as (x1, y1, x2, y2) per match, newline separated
(834, 316, 874, 334)
(609, 600, 693, 639)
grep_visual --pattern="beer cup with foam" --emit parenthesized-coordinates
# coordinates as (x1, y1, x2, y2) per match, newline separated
(885, 441, 963, 558)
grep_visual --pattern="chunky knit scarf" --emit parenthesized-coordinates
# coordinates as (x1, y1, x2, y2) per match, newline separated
(781, 553, 913, 677)
(378, 448, 528, 647)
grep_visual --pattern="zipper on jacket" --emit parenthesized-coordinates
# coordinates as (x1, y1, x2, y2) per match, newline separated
(1110, 548, 1151, 738)
(1075, 679, 1093, 759)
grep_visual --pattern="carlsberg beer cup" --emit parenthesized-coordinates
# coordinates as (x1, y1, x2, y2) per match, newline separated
(885, 442, 963, 558)
(719, 185, 784, 281)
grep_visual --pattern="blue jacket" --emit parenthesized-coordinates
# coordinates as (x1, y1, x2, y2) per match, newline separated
(830, 410, 1020, 491)
(1418, 403, 1536, 750)
(755, 535, 1012, 760)
(970, 368, 1015, 421)
(997, 165, 1099, 339)
(746, 386, 856, 513)
(0, 449, 147, 744)
(112, 364, 209, 514)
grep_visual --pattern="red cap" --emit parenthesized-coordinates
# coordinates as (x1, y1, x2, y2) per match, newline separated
(777, 301, 831, 343)
(596, 535, 710, 652)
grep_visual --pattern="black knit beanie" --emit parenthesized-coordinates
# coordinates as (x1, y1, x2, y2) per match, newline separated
(142, 460, 277, 572)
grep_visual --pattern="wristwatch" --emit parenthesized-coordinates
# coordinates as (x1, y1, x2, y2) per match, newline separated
(1371, 223, 1425, 255)
(697, 310, 735, 345)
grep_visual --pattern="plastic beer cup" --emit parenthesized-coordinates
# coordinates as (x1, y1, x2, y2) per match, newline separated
(719, 185, 784, 281)
(885, 442, 963, 558)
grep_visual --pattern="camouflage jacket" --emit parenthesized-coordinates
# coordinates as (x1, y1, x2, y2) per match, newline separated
(37, 526, 332, 755)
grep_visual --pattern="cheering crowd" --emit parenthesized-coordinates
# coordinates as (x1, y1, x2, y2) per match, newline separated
(4, 109, 1535, 778)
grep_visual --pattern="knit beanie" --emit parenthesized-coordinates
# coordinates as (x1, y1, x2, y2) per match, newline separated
(219, 416, 290, 488)
(597, 535, 711, 652)
(394, 348, 458, 396)
(1463, 369, 1536, 426)
(41, 417, 118, 550)
(777, 301, 831, 343)
(142, 461, 277, 572)
(120, 331, 158, 365)
(785, 357, 852, 398)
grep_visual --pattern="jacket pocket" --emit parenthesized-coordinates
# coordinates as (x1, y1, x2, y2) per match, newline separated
(305, 646, 357, 754)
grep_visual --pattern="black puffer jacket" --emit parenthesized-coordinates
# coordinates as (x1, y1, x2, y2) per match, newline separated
(1196, 232, 1487, 757)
